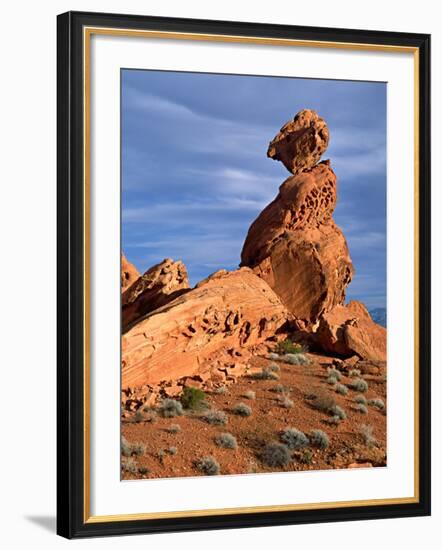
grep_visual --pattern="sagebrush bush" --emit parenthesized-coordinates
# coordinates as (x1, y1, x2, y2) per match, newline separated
(196, 456, 220, 476)
(233, 402, 252, 417)
(140, 408, 158, 423)
(360, 424, 377, 447)
(261, 443, 291, 467)
(349, 368, 361, 377)
(252, 367, 279, 380)
(299, 448, 313, 464)
(325, 415, 341, 425)
(243, 390, 256, 400)
(355, 395, 367, 405)
(167, 446, 178, 455)
(166, 424, 181, 434)
(267, 352, 280, 360)
(327, 375, 338, 385)
(215, 432, 238, 449)
(310, 429, 330, 449)
(271, 384, 288, 393)
(274, 338, 304, 355)
(131, 441, 146, 456)
(279, 395, 294, 408)
(268, 362, 280, 372)
(330, 404, 347, 420)
(181, 386, 206, 410)
(121, 437, 132, 457)
(281, 428, 309, 450)
(335, 383, 349, 395)
(354, 403, 368, 414)
(285, 353, 310, 366)
(158, 398, 183, 418)
(121, 457, 137, 474)
(202, 410, 228, 425)
(368, 398, 385, 410)
(348, 378, 369, 392)
(214, 386, 228, 395)
(327, 367, 342, 381)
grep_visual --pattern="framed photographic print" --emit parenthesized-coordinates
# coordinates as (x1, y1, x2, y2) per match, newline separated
(57, 11, 431, 538)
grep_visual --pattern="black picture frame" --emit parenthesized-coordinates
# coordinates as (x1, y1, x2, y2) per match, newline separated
(57, 10, 431, 539)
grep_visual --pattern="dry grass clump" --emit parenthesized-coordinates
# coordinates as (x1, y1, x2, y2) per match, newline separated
(166, 424, 181, 434)
(278, 395, 294, 408)
(196, 456, 220, 476)
(233, 402, 252, 417)
(121, 457, 137, 474)
(215, 432, 238, 449)
(214, 386, 228, 395)
(360, 424, 377, 447)
(243, 390, 256, 400)
(335, 383, 349, 395)
(261, 443, 291, 467)
(202, 410, 228, 425)
(330, 404, 347, 420)
(252, 367, 279, 380)
(355, 395, 367, 405)
(310, 392, 337, 412)
(349, 368, 361, 377)
(367, 398, 385, 410)
(310, 429, 330, 449)
(158, 398, 184, 418)
(348, 378, 369, 392)
(327, 367, 342, 381)
(354, 403, 368, 414)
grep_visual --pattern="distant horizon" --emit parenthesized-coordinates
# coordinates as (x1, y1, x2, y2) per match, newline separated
(122, 70, 386, 310)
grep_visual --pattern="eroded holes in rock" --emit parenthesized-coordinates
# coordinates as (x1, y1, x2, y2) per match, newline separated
(187, 324, 196, 334)
(240, 321, 252, 344)
(258, 318, 267, 337)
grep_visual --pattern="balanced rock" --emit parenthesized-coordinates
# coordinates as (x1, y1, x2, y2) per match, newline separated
(121, 268, 289, 389)
(241, 160, 353, 323)
(315, 301, 386, 361)
(122, 258, 190, 331)
(121, 253, 140, 292)
(267, 109, 329, 174)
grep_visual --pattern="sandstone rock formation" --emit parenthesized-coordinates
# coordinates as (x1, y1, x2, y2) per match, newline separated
(122, 258, 190, 331)
(267, 109, 329, 174)
(241, 155, 353, 324)
(122, 268, 289, 389)
(315, 300, 386, 361)
(121, 253, 140, 292)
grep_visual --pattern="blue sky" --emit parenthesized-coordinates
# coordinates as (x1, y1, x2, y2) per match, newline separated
(122, 70, 386, 310)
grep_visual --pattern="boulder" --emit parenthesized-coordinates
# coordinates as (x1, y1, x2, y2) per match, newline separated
(241, 161, 353, 323)
(121, 268, 289, 389)
(315, 301, 386, 361)
(267, 109, 329, 174)
(121, 253, 140, 292)
(122, 258, 190, 331)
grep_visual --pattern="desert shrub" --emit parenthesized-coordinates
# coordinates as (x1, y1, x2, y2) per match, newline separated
(261, 443, 291, 467)
(233, 402, 252, 417)
(271, 384, 288, 393)
(325, 415, 341, 426)
(285, 353, 310, 366)
(268, 362, 280, 372)
(335, 383, 349, 395)
(158, 449, 165, 464)
(274, 338, 304, 355)
(299, 448, 313, 464)
(281, 428, 309, 450)
(138, 466, 149, 475)
(349, 368, 361, 377)
(348, 378, 369, 392)
(158, 398, 183, 418)
(121, 437, 132, 457)
(214, 386, 228, 395)
(355, 395, 367, 405)
(215, 432, 238, 449)
(252, 367, 279, 380)
(368, 398, 385, 410)
(131, 441, 146, 456)
(167, 446, 178, 455)
(166, 424, 181, 434)
(355, 403, 368, 414)
(202, 410, 228, 425)
(267, 352, 280, 360)
(140, 408, 158, 423)
(327, 375, 338, 385)
(310, 429, 330, 449)
(196, 456, 220, 476)
(243, 390, 256, 400)
(330, 404, 347, 420)
(310, 393, 337, 412)
(327, 367, 342, 381)
(360, 424, 377, 447)
(181, 387, 206, 410)
(121, 457, 137, 474)
(279, 395, 294, 408)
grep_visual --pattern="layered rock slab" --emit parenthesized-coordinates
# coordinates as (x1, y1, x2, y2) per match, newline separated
(241, 161, 353, 323)
(315, 300, 386, 361)
(121, 254, 140, 293)
(122, 258, 190, 331)
(122, 268, 289, 389)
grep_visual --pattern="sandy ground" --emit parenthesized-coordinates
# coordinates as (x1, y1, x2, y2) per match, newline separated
(121, 353, 386, 480)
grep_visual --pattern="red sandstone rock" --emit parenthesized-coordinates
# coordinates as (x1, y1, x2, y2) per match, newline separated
(121, 253, 140, 292)
(315, 301, 386, 361)
(267, 109, 329, 174)
(241, 161, 353, 323)
(121, 268, 289, 389)
(122, 258, 190, 331)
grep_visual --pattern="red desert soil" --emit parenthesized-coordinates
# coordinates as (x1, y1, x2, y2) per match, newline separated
(121, 352, 386, 480)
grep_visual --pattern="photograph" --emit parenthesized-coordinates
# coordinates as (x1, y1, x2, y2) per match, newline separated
(120, 70, 388, 480)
